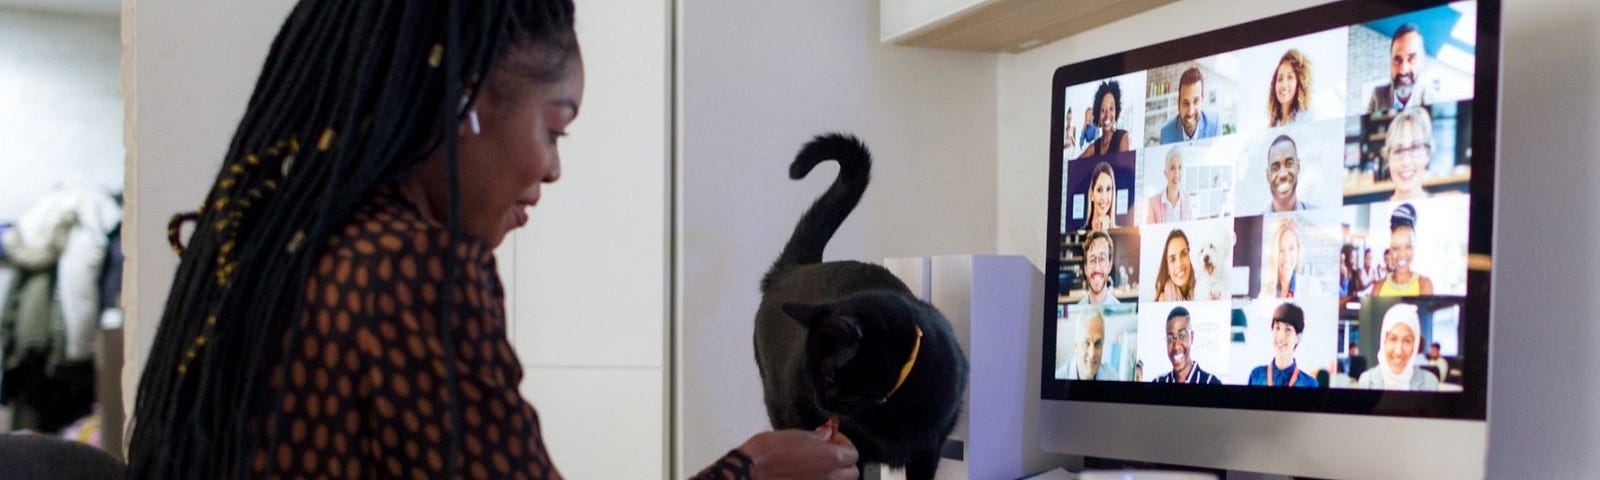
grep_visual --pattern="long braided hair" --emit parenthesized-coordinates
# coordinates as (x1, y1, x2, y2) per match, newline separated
(128, 1, 577, 478)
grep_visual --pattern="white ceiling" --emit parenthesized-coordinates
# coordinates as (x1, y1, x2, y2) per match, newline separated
(0, 0, 118, 16)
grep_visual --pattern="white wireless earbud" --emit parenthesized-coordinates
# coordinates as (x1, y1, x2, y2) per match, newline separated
(461, 94, 481, 135)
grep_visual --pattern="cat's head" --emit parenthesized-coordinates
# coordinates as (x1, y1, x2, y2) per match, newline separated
(782, 291, 925, 414)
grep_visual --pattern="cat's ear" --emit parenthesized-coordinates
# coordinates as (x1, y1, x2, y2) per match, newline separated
(783, 303, 828, 329)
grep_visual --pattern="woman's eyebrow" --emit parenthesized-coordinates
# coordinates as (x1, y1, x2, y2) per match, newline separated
(549, 97, 578, 117)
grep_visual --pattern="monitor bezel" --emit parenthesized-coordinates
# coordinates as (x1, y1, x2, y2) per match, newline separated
(1040, 0, 1499, 420)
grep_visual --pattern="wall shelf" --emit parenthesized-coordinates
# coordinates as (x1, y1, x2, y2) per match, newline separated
(881, 0, 1179, 53)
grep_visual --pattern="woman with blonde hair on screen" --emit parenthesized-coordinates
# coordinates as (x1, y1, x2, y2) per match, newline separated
(1385, 106, 1435, 201)
(1357, 303, 1440, 390)
(1268, 49, 1314, 127)
(1262, 217, 1302, 298)
(1153, 229, 1195, 301)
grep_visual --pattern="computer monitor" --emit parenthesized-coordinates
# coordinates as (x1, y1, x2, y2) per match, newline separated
(1039, 1, 1498, 477)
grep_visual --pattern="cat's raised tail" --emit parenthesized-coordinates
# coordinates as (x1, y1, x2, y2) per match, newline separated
(761, 133, 872, 292)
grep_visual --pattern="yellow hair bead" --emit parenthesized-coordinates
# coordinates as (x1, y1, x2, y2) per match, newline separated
(287, 230, 306, 253)
(246, 153, 261, 165)
(428, 44, 444, 67)
(317, 128, 336, 151)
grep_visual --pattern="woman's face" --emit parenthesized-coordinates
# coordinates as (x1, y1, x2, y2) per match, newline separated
(1277, 228, 1300, 278)
(1384, 323, 1417, 374)
(1391, 226, 1416, 277)
(1091, 172, 1114, 217)
(412, 55, 586, 248)
(1097, 92, 1118, 130)
(1165, 236, 1192, 287)
(1387, 121, 1429, 194)
(1164, 154, 1183, 188)
(1274, 62, 1299, 107)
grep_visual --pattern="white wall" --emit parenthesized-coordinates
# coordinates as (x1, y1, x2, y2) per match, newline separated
(1484, 0, 1600, 476)
(0, 8, 121, 220)
(998, 0, 1600, 477)
(510, 2, 671, 478)
(122, 0, 296, 422)
(124, 2, 670, 478)
(674, 0, 997, 475)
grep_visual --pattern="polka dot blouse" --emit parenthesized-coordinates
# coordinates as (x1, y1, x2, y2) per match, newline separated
(249, 186, 752, 479)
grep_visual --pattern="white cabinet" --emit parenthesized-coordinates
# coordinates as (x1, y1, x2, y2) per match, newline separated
(880, 0, 1179, 53)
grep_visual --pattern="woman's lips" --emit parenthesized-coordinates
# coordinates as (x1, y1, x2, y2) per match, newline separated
(513, 199, 537, 227)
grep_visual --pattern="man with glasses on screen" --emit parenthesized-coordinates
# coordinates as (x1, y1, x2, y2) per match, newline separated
(1264, 134, 1315, 213)
(1154, 306, 1220, 384)
(1248, 302, 1320, 387)
(1057, 309, 1118, 380)
(1367, 22, 1441, 113)
(1078, 231, 1121, 305)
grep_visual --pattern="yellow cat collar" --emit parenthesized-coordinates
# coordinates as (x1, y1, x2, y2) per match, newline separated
(879, 325, 923, 404)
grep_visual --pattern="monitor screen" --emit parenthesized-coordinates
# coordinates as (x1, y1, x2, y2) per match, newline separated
(1042, 0, 1495, 421)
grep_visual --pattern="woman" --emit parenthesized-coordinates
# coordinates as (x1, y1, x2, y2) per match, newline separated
(1385, 106, 1434, 201)
(1078, 80, 1131, 159)
(1145, 147, 1191, 224)
(1357, 303, 1440, 390)
(1153, 229, 1195, 301)
(1267, 49, 1313, 127)
(1062, 107, 1080, 158)
(1371, 203, 1434, 296)
(128, 2, 856, 479)
(1339, 244, 1366, 298)
(1262, 218, 1301, 298)
(1083, 161, 1118, 230)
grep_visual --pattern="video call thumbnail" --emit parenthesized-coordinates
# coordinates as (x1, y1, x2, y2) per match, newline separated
(1050, 2, 1478, 393)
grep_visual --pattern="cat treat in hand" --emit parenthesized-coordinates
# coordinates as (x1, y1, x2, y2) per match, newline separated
(815, 416, 841, 440)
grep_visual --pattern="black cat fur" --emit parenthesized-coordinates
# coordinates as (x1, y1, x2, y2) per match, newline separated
(753, 133, 969, 479)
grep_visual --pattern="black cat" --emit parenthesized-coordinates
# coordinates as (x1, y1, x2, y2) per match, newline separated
(753, 133, 969, 479)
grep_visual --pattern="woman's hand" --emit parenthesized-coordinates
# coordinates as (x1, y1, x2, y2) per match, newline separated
(737, 428, 859, 480)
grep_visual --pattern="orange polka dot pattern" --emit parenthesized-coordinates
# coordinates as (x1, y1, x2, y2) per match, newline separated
(249, 188, 561, 479)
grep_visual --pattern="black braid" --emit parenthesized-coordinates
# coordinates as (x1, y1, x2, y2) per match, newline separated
(128, 1, 577, 478)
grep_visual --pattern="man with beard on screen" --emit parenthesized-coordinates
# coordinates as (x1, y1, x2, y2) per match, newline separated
(1078, 231, 1121, 305)
(1367, 23, 1440, 113)
(1159, 67, 1222, 144)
